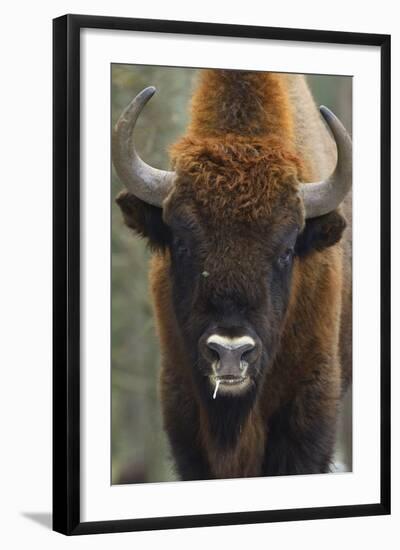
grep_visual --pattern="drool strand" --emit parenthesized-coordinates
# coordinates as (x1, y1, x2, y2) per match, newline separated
(213, 379, 221, 400)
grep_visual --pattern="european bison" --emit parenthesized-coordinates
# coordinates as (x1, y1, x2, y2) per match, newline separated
(112, 70, 352, 479)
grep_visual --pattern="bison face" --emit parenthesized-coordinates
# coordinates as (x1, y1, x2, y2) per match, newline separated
(161, 183, 302, 405)
(116, 142, 346, 408)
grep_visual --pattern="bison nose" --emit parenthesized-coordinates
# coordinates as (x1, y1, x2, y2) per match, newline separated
(205, 334, 258, 377)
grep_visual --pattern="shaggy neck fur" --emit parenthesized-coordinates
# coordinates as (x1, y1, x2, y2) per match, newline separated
(188, 70, 295, 141)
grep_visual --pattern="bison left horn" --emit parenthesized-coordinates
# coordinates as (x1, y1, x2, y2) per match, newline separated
(112, 86, 176, 207)
(300, 106, 352, 218)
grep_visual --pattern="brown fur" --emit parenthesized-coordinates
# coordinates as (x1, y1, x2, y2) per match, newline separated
(117, 69, 351, 479)
(187, 70, 295, 140)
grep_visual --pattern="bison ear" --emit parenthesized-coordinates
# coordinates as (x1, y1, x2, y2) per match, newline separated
(115, 190, 171, 251)
(295, 210, 347, 257)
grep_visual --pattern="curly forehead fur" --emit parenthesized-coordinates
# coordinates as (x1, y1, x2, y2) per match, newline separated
(170, 135, 305, 224)
(168, 70, 307, 225)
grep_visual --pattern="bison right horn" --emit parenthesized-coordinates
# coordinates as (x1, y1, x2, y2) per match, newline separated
(112, 87, 176, 207)
(300, 106, 352, 219)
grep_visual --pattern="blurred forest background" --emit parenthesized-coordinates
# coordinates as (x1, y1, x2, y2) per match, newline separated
(111, 65, 352, 485)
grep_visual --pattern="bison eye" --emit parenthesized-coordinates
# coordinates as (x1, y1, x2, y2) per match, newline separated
(277, 248, 294, 268)
(173, 237, 190, 258)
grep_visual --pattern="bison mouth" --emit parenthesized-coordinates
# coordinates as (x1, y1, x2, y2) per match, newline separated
(214, 374, 248, 384)
(210, 373, 252, 399)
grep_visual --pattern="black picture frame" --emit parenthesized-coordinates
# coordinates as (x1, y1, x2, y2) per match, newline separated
(53, 14, 391, 535)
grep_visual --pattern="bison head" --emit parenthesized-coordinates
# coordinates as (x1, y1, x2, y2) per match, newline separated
(113, 87, 351, 412)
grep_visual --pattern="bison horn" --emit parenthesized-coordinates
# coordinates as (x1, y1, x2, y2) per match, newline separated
(112, 86, 176, 207)
(300, 106, 352, 219)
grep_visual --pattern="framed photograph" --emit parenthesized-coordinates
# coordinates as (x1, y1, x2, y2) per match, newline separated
(53, 14, 391, 535)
